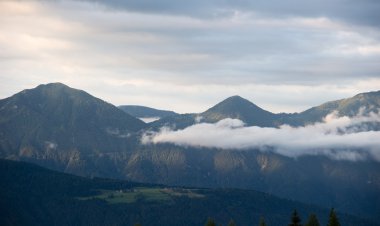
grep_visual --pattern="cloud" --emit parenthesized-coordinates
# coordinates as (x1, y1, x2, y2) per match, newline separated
(141, 111, 380, 161)
(80, 0, 380, 28)
(139, 117, 161, 123)
(1, 1, 380, 114)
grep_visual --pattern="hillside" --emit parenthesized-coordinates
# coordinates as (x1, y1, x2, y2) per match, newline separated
(0, 83, 145, 175)
(123, 145, 380, 221)
(0, 84, 379, 222)
(201, 95, 278, 127)
(119, 105, 178, 120)
(0, 159, 376, 226)
(283, 90, 380, 126)
(149, 96, 278, 129)
(151, 91, 380, 129)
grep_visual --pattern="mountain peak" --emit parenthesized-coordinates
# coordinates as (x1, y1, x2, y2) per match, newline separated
(34, 82, 84, 95)
(226, 95, 245, 99)
(32, 82, 73, 92)
(206, 95, 263, 113)
(285, 90, 380, 126)
(41, 82, 68, 87)
(0, 83, 146, 155)
(201, 95, 276, 126)
(17, 82, 84, 99)
(223, 95, 250, 103)
(353, 90, 380, 99)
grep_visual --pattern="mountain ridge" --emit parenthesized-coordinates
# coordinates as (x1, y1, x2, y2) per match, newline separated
(201, 95, 278, 127)
(1, 83, 380, 222)
(0, 82, 145, 171)
(150, 90, 380, 128)
(119, 105, 178, 120)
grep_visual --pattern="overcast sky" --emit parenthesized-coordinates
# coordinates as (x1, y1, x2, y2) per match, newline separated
(0, 0, 379, 113)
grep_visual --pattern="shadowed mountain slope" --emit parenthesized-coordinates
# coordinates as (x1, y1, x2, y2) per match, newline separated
(119, 105, 178, 119)
(0, 83, 145, 168)
(201, 95, 278, 127)
(284, 91, 380, 126)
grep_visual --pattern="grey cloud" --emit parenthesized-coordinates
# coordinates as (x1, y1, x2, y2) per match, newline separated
(64, 9, 380, 86)
(142, 111, 380, 161)
(1, 1, 380, 114)
(79, 0, 380, 28)
(4, 1, 380, 87)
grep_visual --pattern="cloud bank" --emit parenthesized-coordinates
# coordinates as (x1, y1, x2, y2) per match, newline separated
(84, 0, 380, 28)
(142, 111, 380, 161)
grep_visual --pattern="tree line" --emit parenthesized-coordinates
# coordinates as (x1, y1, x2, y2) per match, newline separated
(204, 208, 340, 226)
(134, 208, 341, 226)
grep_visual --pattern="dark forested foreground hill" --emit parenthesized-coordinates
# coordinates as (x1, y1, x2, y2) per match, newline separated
(0, 159, 377, 226)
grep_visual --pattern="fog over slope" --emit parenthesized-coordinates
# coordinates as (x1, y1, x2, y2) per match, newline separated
(143, 110, 380, 161)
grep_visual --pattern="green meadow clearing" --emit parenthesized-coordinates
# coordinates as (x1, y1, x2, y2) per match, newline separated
(78, 187, 205, 204)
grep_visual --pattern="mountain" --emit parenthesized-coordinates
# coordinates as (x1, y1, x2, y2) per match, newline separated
(119, 105, 178, 122)
(284, 90, 380, 126)
(119, 105, 178, 118)
(149, 113, 198, 130)
(0, 83, 145, 175)
(201, 95, 278, 127)
(0, 159, 376, 226)
(152, 91, 380, 129)
(149, 95, 278, 129)
(1, 84, 380, 222)
(124, 145, 380, 222)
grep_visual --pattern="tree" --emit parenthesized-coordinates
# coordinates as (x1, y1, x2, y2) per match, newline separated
(205, 217, 217, 226)
(227, 219, 237, 226)
(288, 209, 302, 226)
(305, 213, 320, 226)
(259, 216, 267, 226)
(327, 208, 340, 226)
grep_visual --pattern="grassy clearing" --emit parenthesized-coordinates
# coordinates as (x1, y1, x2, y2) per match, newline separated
(77, 187, 205, 204)
(161, 188, 205, 199)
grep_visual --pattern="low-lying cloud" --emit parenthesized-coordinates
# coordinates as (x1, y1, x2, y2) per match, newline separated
(142, 111, 380, 161)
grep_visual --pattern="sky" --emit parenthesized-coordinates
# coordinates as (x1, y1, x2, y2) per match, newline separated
(1, 0, 380, 113)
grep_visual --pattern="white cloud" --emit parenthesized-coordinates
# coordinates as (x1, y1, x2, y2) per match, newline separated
(139, 117, 160, 123)
(142, 111, 380, 161)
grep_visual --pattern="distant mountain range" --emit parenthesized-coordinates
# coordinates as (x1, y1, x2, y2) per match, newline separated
(1, 159, 376, 226)
(149, 95, 278, 129)
(0, 83, 379, 223)
(150, 91, 380, 129)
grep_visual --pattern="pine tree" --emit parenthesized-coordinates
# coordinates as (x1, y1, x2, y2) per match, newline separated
(259, 216, 267, 226)
(227, 219, 237, 226)
(227, 219, 236, 226)
(205, 217, 217, 226)
(288, 210, 302, 226)
(305, 213, 320, 226)
(327, 208, 340, 226)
